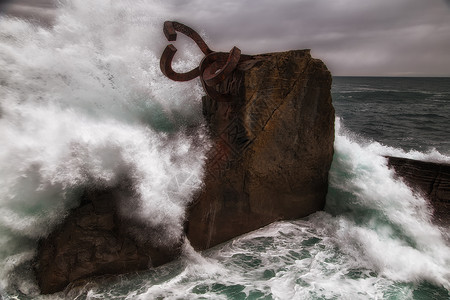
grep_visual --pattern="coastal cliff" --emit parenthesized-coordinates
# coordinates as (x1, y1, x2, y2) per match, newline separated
(36, 50, 335, 293)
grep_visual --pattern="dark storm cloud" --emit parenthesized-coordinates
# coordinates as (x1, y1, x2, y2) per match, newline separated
(2, 0, 450, 76)
(167, 0, 450, 76)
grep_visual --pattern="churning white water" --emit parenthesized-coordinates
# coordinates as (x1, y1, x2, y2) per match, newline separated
(67, 120, 448, 300)
(0, 1, 449, 299)
(32, 119, 449, 299)
(0, 0, 211, 295)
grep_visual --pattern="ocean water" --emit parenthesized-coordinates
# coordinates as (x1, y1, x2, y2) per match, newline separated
(332, 77, 450, 155)
(1, 1, 449, 299)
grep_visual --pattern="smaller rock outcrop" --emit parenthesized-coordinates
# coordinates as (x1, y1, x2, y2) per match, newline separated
(36, 183, 180, 294)
(387, 156, 450, 226)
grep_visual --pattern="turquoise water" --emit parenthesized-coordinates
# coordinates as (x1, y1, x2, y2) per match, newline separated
(0, 1, 449, 299)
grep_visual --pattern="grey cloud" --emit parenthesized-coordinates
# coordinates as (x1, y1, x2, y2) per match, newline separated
(0, 0, 56, 26)
(168, 0, 450, 76)
(0, 0, 56, 9)
(2, 0, 449, 76)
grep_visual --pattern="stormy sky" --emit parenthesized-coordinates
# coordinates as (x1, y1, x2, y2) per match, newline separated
(1, 0, 450, 76)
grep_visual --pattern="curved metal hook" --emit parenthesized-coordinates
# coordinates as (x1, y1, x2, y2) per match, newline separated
(160, 21, 213, 82)
(163, 21, 212, 55)
(160, 44, 200, 81)
(200, 46, 241, 87)
(199, 48, 242, 102)
(159, 21, 243, 102)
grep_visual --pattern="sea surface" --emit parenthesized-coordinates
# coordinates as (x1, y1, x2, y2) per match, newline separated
(1, 1, 450, 299)
(332, 77, 450, 155)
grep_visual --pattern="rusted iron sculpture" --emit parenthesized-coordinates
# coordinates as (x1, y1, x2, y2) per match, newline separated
(160, 21, 244, 102)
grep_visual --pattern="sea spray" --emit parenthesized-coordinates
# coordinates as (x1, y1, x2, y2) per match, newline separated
(39, 118, 450, 299)
(324, 118, 450, 289)
(134, 239, 229, 299)
(0, 0, 210, 294)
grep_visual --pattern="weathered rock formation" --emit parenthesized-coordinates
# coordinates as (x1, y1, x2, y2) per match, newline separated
(36, 183, 181, 294)
(36, 50, 335, 293)
(187, 50, 334, 249)
(387, 156, 450, 226)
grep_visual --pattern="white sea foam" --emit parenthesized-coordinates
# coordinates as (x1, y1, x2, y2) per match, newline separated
(323, 118, 450, 289)
(110, 118, 450, 299)
(0, 0, 209, 293)
(22, 121, 449, 299)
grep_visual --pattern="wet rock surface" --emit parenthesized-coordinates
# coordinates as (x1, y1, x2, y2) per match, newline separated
(187, 50, 335, 249)
(36, 185, 181, 294)
(387, 156, 450, 226)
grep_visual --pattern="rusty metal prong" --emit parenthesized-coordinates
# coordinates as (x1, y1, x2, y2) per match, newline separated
(160, 44, 201, 81)
(199, 50, 237, 102)
(163, 21, 177, 41)
(163, 21, 213, 55)
(201, 79, 233, 102)
(201, 47, 241, 87)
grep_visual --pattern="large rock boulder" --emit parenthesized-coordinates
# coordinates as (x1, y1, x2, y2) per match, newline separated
(187, 50, 334, 249)
(36, 49, 335, 293)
